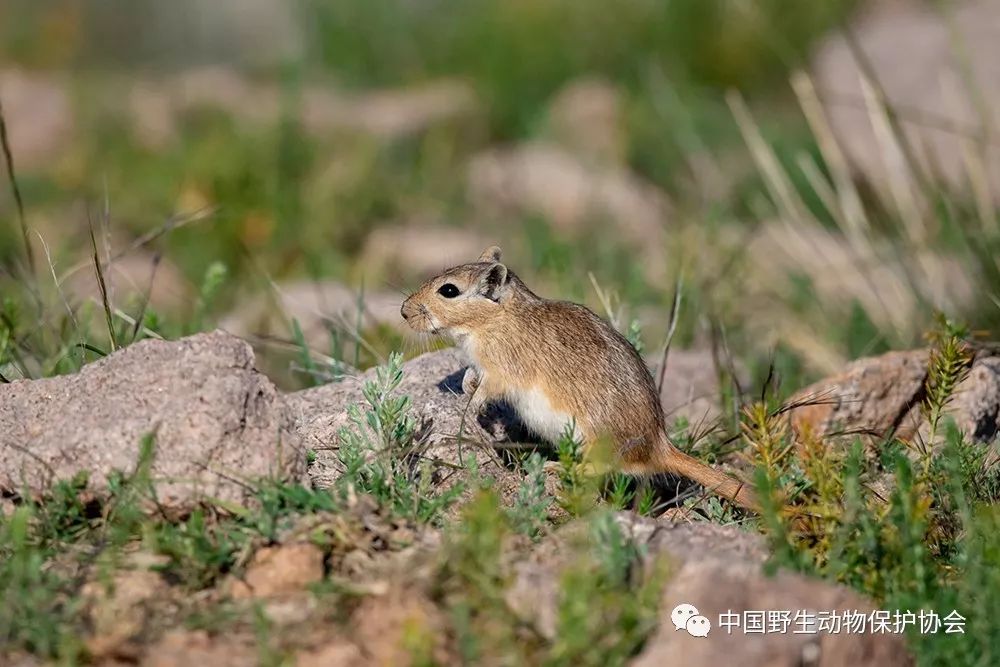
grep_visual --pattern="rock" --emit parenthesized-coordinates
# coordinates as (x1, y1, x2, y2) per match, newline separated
(788, 344, 1000, 447)
(350, 587, 452, 666)
(82, 568, 171, 659)
(939, 353, 1000, 442)
(546, 78, 625, 165)
(788, 349, 929, 443)
(230, 542, 325, 599)
(0, 68, 74, 172)
(142, 630, 258, 667)
(286, 348, 526, 491)
(467, 142, 670, 280)
(0, 331, 304, 509)
(360, 223, 499, 283)
(631, 515, 769, 566)
(811, 0, 1000, 200)
(633, 560, 912, 666)
(219, 279, 406, 353)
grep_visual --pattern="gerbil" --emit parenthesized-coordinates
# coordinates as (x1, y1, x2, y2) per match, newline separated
(400, 246, 758, 511)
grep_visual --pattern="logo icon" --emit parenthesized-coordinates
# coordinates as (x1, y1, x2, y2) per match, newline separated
(671, 603, 712, 638)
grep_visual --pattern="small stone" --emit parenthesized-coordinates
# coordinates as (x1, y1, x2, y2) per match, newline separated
(230, 542, 325, 599)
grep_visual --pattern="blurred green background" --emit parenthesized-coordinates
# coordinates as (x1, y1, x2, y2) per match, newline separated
(1, 0, 995, 393)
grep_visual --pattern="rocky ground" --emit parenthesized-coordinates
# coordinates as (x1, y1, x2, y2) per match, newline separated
(3, 329, 998, 665)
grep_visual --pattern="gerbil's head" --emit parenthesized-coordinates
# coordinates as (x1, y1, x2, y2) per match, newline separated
(400, 246, 513, 337)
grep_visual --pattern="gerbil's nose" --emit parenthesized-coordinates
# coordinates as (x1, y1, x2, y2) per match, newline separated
(400, 298, 414, 320)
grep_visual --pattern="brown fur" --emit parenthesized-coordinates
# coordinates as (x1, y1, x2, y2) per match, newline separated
(401, 246, 758, 511)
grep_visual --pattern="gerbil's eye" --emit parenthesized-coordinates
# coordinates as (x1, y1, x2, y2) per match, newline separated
(437, 283, 460, 298)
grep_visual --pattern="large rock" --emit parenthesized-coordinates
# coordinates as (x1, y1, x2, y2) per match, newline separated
(811, 0, 1000, 201)
(349, 586, 453, 666)
(788, 344, 1000, 446)
(82, 566, 171, 660)
(789, 349, 929, 443)
(0, 331, 303, 508)
(229, 542, 326, 599)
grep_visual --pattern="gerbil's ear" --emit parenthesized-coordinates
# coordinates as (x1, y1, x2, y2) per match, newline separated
(478, 262, 508, 302)
(478, 246, 502, 263)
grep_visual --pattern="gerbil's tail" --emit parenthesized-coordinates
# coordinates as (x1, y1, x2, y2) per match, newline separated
(653, 438, 759, 512)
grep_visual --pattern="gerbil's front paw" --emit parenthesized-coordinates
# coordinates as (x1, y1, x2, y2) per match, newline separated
(461, 367, 481, 396)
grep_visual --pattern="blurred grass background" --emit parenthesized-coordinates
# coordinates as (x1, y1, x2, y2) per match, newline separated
(0, 0, 993, 395)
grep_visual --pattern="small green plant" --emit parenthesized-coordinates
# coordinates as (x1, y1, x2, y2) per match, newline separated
(0, 506, 83, 661)
(335, 351, 464, 523)
(435, 490, 536, 664)
(918, 314, 973, 465)
(546, 510, 664, 666)
(188, 260, 228, 335)
(554, 423, 599, 517)
(625, 319, 644, 355)
(683, 494, 738, 524)
(507, 452, 552, 539)
(252, 603, 290, 667)
(606, 473, 634, 511)
(634, 484, 657, 517)
(291, 317, 321, 388)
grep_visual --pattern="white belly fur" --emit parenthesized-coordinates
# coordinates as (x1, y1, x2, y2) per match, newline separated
(509, 386, 579, 444)
(459, 337, 577, 443)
